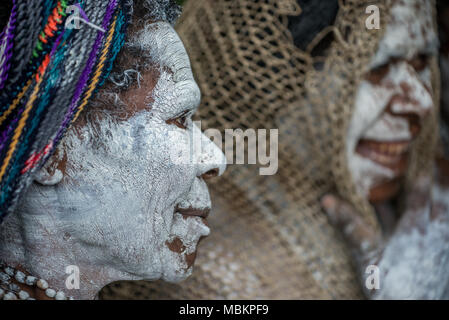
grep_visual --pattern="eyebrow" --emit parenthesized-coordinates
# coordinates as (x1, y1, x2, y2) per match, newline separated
(371, 36, 440, 69)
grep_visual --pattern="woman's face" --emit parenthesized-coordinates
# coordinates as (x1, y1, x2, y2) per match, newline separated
(21, 22, 226, 282)
(346, 0, 438, 203)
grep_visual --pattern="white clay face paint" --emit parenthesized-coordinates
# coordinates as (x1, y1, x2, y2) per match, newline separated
(17, 22, 226, 283)
(370, 0, 438, 69)
(133, 21, 202, 119)
(346, 0, 437, 198)
(373, 180, 449, 299)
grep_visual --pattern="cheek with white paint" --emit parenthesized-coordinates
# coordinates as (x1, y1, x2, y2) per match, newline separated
(347, 62, 434, 197)
(21, 70, 205, 282)
(345, 0, 436, 199)
(17, 20, 225, 284)
(346, 71, 403, 197)
(45, 107, 199, 277)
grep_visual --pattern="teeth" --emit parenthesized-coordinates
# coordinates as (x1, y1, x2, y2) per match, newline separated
(387, 144, 399, 155)
(367, 141, 409, 156)
(372, 152, 392, 165)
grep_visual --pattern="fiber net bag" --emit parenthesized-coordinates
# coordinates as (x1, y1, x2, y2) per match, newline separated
(101, 0, 439, 299)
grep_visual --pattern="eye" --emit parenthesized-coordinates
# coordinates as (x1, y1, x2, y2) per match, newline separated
(408, 54, 429, 72)
(365, 63, 390, 85)
(166, 110, 191, 129)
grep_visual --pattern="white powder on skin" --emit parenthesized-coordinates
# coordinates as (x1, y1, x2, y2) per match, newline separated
(0, 22, 226, 299)
(371, 0, 438, 69)
(346, 0, 437, 198)
(336, 1, 449, 299)
(370, 180, 449, 299)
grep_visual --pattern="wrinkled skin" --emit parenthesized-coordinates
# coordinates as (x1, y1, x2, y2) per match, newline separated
(0, 22, 226, 300)
(324, 0, 449, 299)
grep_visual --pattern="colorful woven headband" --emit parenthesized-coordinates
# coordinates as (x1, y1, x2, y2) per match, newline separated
(0, 0, 132, 222)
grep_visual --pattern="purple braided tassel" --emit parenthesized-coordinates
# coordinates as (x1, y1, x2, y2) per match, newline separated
(55, 0, 118, 143)
(0, 0, 17, 90)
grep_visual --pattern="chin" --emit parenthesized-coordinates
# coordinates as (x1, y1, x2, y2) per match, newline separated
(160, 254, 196, 283)
(349, 141, 408, 204)
(130, 249, 197, 283)
(161, 268, 194, 283)
(368, 177, 402, 203)
(158, 233, 203, 283)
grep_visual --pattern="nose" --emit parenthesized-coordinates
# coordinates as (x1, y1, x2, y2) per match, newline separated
(201, 168, 219, 180)
(388, 61, 433, 119)
(193, 124, 227, 179)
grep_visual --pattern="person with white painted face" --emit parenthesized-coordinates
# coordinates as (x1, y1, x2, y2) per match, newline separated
(0, 0, 226, 300)
(321, 0, 449, 299)
(108, 0, 449, 300)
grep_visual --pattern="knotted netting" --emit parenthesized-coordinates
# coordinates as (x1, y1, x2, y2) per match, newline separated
(101, 0, 440, 299)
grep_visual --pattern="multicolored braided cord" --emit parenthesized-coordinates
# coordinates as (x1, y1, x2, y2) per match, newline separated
(0, 0, 131, 221)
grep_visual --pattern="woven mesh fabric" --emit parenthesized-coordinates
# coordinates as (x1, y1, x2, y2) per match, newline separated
(100, 0, 440, 299)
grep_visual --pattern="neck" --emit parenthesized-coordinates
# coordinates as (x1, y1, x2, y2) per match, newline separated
(0, 207, 125, 300)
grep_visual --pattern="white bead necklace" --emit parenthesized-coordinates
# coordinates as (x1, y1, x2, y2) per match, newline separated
(0, 262, 73, 300)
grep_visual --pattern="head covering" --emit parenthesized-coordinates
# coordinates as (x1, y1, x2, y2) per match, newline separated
(101, 0, 440, 299)
(288, 0, 339, 52)
(0, 0, 132, 221)
(0, 0, 181, 222)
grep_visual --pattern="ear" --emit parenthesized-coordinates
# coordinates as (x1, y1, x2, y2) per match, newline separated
(33, 155, 64, 186)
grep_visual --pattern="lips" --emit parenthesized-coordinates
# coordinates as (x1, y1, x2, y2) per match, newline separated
(356, 139, 412, 203)
(356, 139, 411, 173)
(394, 112, 421, 138)
(175, 206, 210, 219)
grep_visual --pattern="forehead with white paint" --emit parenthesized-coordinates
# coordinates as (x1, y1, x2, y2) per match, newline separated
(371, 0, 438, 68)
(129, 22, 201, 116)
(133, 22, 195, 82)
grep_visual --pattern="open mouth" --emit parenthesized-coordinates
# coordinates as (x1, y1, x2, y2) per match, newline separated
(356, 139, 411, 174)
(354, 112, 424, 202)
(356, 139, 415, 203)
